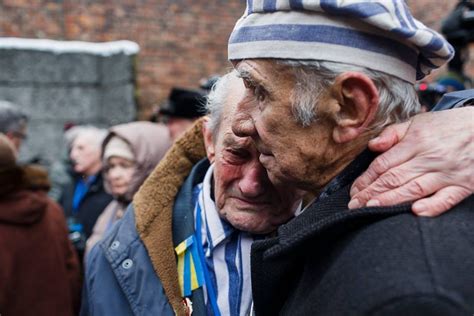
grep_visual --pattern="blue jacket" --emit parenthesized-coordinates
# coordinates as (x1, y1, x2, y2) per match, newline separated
(432, 89, 473, 111)
(81, 159, 210, 316)
(81, 117, 210, 316)
(81, 206, 173, 315)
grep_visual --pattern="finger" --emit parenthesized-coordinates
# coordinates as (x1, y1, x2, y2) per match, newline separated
(412, 186, 472, 217)
(369, 173, 445, 206)
(350, 151, 423, 198)
(349, 164, 440, 209)
(350, 163, 384, 196)
(368, 121, 411, 152)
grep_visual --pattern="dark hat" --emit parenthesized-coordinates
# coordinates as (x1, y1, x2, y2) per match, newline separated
(442, 0, 474, 45)
(159, 88, 206, 119)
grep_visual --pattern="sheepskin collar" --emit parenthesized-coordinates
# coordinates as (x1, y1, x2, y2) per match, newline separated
(133, 118, 207, 316)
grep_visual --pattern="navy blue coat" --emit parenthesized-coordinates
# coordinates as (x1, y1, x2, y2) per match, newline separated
(81, 160, 209, 316)
(60, 173, 112, 239)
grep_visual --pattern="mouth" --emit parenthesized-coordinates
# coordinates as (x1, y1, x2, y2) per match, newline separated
(233, 197, 272, 207)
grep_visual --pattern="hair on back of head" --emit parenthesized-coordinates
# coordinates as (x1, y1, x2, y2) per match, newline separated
(0, 100, 28, 135)
(205, 70, 238, 138)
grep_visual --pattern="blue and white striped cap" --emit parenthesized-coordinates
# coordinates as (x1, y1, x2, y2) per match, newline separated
(228, 0, 454, 83)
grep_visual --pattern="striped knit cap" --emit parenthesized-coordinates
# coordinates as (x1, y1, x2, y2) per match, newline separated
(228, 0, 454, 83)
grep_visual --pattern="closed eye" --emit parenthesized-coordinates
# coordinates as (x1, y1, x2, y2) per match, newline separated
(225, 148, 250, 164)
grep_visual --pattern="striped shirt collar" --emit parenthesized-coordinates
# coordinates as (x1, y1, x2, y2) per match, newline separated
(196, 164, 255, 316)
(200, 164, 237, 256)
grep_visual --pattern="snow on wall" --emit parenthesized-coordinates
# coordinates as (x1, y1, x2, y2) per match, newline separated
(0, 37, 139, 56)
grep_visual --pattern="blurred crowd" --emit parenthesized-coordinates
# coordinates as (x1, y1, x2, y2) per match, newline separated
(0, 82, 208, 315)
(416, 0, 473, 110)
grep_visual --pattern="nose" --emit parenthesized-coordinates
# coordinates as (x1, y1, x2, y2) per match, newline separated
(239, 162, 268, 198)
(70, 148, 78, 161)
(108, 167, 122, 181)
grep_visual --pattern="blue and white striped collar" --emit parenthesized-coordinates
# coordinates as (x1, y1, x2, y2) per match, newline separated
(199, 164, 236, 257)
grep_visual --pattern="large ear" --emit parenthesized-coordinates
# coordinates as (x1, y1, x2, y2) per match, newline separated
(201, 116, 216, 163)
(330, 72, 379, 143)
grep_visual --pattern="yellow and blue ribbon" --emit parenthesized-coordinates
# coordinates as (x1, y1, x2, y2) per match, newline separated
(175, 235, 204, 297)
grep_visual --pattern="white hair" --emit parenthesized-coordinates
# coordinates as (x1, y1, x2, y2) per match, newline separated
(68, 125, 107, 149)
(205, 70, 238, 138)
(279, 60, 420, 130)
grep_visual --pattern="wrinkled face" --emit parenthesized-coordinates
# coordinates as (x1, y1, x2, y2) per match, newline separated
(168, 117, 196, 140)
(104, 156, 136, 197)
(204, 74, 303, 234)
(231, 60, 336, 192)
(70, 134, 102, 176)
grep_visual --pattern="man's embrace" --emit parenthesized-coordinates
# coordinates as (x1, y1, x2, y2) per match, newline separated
(229, 1, 473, 315)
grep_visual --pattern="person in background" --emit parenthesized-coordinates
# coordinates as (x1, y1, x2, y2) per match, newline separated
(0, 133, 81, 316)
(48, 123, 80, 202)
(438, 0, 473, 90)
(85, 121, 172, 257)
(0, 100, 28, 155)
(59, 126, 112, 259)
(156, 87, 206, 141)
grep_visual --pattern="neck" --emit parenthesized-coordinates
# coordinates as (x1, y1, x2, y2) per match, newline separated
(83, 162, 102, 177)
(308, 133, 372, 195)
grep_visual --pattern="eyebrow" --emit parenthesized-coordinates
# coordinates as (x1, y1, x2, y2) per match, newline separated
(237, 68, 251, 80)
(237, 67, 273, 97)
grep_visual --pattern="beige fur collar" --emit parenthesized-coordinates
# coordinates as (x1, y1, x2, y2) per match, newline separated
(133, 118, 206, 316)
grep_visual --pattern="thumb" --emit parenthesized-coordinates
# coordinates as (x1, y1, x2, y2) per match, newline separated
(368, 120, 411, 152)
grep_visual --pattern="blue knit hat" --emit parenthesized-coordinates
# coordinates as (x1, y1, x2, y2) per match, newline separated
(228, 0, 454, 83)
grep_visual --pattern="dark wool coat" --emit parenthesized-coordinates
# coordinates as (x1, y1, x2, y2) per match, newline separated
(251, 150, 474, 316)
(0, 166, 82, 316)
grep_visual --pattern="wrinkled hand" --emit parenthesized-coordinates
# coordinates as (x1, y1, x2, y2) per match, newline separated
(349, 107, 473, 216)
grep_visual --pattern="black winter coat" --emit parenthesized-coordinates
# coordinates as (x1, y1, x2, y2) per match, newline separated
(251, 151, 474, 316)
(60, 173, 112, 238)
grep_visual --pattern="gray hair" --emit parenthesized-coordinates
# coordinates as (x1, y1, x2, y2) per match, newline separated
(279, 60, 420, 130)
(69, 125, 108, 149)
(0, 100, 28, 134)
(205, 70, 238, 138)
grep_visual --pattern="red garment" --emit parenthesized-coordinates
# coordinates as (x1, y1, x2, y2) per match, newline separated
(0, 190, 81, 316)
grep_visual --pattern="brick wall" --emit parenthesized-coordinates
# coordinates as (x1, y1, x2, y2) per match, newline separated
(406, 0, 458, 31)
(0, 1, 457, 119)
(0, 0, 245, 119)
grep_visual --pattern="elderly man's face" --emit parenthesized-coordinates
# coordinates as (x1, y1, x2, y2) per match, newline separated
(231, 60, 340, 192)
(204, 74, 303, 234)
(70, 134, 102, 176)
